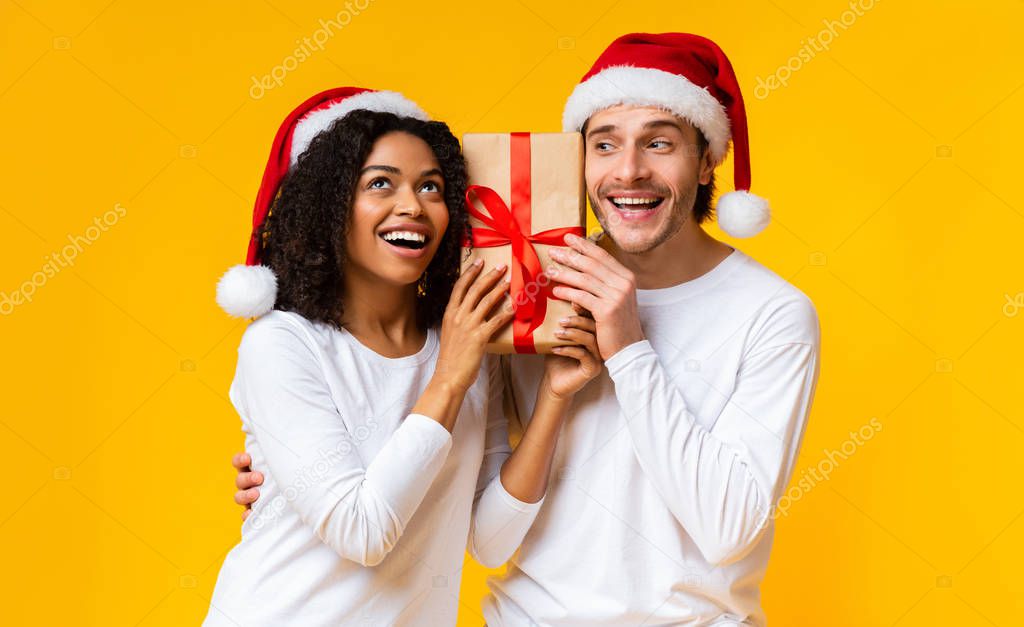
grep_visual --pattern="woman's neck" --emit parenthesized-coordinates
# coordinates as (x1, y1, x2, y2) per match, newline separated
(340, 270, 424, 358)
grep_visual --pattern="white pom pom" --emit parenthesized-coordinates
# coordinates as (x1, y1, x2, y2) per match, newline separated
(216, 264, 278, 318)
(716, 191, 771, 238)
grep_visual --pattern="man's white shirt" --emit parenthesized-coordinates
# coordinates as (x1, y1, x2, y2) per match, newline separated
(484, 246, 821, 626)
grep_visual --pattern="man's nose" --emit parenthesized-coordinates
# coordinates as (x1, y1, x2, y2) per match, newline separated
(612, 147, 650, 184)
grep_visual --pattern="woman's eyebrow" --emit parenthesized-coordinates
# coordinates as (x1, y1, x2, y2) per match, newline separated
(359, 165, 401, 175)
(420, 168, 442, 178)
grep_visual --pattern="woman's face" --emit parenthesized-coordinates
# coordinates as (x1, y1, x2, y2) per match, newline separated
(346, 131, 450, 290)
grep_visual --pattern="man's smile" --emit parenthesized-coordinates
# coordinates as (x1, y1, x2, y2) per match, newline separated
(604, 191, 666, 221)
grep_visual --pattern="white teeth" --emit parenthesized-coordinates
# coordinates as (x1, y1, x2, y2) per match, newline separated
(610, 197, 661, 206)
(382, 231, 426, 243)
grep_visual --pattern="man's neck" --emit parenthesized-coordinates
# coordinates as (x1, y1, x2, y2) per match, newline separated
(600, 223, 735, 290)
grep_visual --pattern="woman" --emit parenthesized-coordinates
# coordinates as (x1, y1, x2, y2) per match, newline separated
(204, 88, 601, 626)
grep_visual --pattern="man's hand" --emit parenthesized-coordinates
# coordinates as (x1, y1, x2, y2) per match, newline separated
(543, 314, 604, 400)
(232, 452, 263, 521)
(548, 233, 645, 360)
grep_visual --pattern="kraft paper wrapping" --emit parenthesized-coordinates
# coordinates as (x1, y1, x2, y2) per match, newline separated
(460, 132, 586, 354)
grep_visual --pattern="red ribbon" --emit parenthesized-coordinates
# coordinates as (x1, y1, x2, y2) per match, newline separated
(463, 133, 583, 353)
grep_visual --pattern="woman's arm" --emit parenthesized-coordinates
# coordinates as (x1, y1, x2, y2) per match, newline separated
(230, 262, 514, 516)
(238, 262, 515, 566)
(235, 319, 452, 568)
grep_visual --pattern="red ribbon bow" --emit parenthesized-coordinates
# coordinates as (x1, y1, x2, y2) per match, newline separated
(463, 133, 583, 353)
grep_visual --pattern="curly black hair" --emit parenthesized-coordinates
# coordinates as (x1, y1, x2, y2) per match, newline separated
(257, 109, 469, 331)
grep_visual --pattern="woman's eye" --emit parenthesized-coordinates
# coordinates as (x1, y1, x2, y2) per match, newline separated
(368, 177, 391, 189)
(420, 181, 442, 193)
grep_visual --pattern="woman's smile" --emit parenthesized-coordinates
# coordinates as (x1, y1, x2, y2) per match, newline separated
(377, 221, 433, 258)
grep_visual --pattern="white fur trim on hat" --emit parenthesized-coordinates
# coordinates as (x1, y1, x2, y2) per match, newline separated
(717, 190, 770, 238)
(290, 90, 429, 166)
(216, 264, 278, 318)
(562, 65, 732, 164)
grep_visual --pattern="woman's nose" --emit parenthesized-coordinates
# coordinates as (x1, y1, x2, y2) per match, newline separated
(395, 201, 423, 217)
(395, 189, 424, 217)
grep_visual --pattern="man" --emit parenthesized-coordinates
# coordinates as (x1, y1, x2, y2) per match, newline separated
(233, 33, 820, 626)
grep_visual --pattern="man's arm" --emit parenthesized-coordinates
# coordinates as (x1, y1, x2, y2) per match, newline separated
(469, 326, 602, 568)
(605, 334, 819, 565)
(466, 356, 545, 568)
(232, 452, 262, 521)
(549, 233, 821, 565)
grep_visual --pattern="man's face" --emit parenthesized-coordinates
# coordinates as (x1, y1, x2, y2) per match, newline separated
(583, 105, 714, 254)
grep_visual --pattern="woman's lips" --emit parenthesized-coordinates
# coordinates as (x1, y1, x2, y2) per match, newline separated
(380, 236, 430, 259)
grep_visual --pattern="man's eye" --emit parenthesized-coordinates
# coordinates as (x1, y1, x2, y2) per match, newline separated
(594, 142, 614, 151)
(650, 140, 671, 149)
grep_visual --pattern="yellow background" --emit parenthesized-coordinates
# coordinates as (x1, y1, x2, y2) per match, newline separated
(2, 0, 1022, 624)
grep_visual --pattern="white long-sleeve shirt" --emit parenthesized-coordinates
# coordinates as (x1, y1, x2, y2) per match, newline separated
(204, 310, 541, 626)
(484, 246, 821, 626)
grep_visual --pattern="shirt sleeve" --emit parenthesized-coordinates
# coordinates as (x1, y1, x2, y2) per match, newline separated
(466, 355, 544, 568)
(604, 300, 821, 566)
(232, 319, 453, 567)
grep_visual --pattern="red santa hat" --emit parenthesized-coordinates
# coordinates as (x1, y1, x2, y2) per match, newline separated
(562, 33, 770, 238)
(215, 87, 429, 318)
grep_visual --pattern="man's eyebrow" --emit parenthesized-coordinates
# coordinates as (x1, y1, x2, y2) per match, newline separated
(643, 119, 685, 132)
(585, 124, 617, 138)
(359, 165, 400, 175)
(586, 119, 684, 138)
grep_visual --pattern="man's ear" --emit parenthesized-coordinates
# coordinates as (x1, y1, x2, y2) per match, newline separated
(698, 148, 715, 186)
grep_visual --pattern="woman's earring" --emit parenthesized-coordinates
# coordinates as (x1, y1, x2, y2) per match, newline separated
(417, 272, 428, 297)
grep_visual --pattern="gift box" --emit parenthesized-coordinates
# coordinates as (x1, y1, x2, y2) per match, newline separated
(460, 132, 586, 354)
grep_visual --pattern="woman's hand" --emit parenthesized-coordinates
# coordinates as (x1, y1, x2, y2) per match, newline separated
(542, 313, 604, 401)
(413, 259, 514, 431)
(434, 259, 515, 393)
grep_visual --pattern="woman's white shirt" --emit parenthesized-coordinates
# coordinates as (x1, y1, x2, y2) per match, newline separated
(204, 310, 541, 626)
